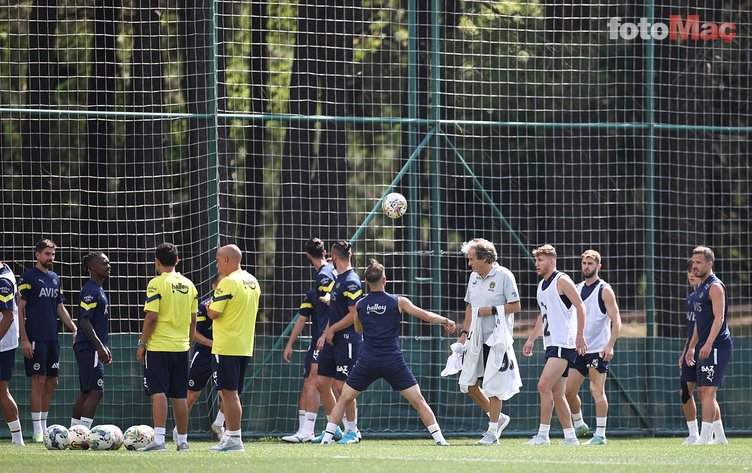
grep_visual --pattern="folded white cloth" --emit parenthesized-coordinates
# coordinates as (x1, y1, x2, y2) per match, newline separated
(458, 308, 483, 393)
(440, 342, 465, 377)
(482, 306, 522, 400)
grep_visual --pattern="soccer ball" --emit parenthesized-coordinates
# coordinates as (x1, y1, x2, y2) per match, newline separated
(44, 424, 70, 450)
(68, 425, 90, 450)
(88, 424, 123, 450)
(382, 192, 407, 219)
(123, 425, 155, 451)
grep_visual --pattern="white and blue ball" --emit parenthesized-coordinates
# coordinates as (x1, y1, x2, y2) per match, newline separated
(44, 424, 70, 450)
(123, 425, 155, 451)
(88, 424, 123, 450)
(68, 424, 90, 450)
(383, 192, 408, 219)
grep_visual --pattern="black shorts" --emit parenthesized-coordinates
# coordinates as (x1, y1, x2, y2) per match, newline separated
(303, 343, 319, 379)
(570, 352, 609, 377)
(74, 347, 105, 392)
(24, 340, 60, 377)
(680, 359, 697, 384)
(0, 348, 15, 381)
(347, 355, 417, 392)
(317, 339, 361, 381)
(545, 346, 577, 378)
(188, 350, 213, 392)
(143, 350, 189, 398)
(212, 354, 249, 394)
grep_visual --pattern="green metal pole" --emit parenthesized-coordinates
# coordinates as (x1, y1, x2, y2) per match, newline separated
(207, 0, 220, 254)
(645, 0, 656, 339)
(407, 0, 419, 303)
(430, 0, 442, 314)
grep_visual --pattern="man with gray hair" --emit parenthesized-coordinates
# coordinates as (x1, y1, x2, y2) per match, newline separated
(456, 238, 521, 445)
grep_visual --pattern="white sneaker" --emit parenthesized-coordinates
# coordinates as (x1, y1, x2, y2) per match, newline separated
(210, 423, 225, 440)
(139, 441, 168, 452)
(682, 435, 700, 445)
(436, 440, 450, 446)
(210, 437, 245, 452)
(712, 437, 728, 445)
(694, 437, 712, 445)
(496, 413, 511, 440)
(281, 432, 315, 443)
(477, 431, 499, 446)
(525, 434, 551, 445)
(560, 438, 580, 446)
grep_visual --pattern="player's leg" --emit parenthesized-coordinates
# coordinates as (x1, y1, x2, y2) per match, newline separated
(25, 340, 48, 441)
(564, 364, 587, 436)
(209, 355, 247, 451)
(72, 348, 104, 428)
(167, 350, 191, 451)
(302, 362, 320, 435)
(39, 340, 61, 432)
(680, 356, 699, 444)
(697, 385, 718, 443)
(584, 367, 608, 444)
(697, 346, 730, 445)
(321, 383, 360, 444)
(0, 375, 24, 445)
(140, 351, 170, 451)
(466, 384, 491, 414)
(526, 356, 568, 445)
(400, 384, 448, 445)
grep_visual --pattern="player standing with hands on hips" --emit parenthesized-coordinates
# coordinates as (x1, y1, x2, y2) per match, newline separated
(523, 245, 586, 446)
(207, 245, 261, 452)
(18, 239, 77, 442)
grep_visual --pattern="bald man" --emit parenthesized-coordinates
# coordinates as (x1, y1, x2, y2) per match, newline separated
(207, 245, 261, 452)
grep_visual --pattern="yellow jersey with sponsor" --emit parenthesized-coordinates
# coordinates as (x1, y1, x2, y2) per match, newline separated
(210, 269, 260, 357)
(143, 271, 198, 352)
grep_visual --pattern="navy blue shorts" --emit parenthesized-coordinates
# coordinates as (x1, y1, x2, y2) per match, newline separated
(303, 343, 319, 379)
(74, 347, 105, 392)
(24, 340, 60, 377)
(143, 350, 189, 398)
(347, 355, 417, 392)
(0, 348, 15, 381)
(570, 352, 609, 377)
(696, 343, 732, 388)
(680, 360, 697, 384)
(188, 350, 213, 392)
(545, 346, 577, 378)
(212, 354, 249, 394)
(317, 339, 361, 381)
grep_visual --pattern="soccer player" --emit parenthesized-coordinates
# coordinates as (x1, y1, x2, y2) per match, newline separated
(0, 260, 24, 445)
(684, 246, 732, 445)
(137, 243, 198, 452)
(18, 239, 77, 443)
(315, 241, 363, 444)
(565, 250, 622, 445)
(522, 244, 586, 446)
(679, 259, 701, 444)
(319, 259, 455, 445)
(457, 238, 521, 446)
(182, 275, 225, 441)
(71, 252, 112, 429)
(208, 244, 261, 452)
(282, 238, 335, 443)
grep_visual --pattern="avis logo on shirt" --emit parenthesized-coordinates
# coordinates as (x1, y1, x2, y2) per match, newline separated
(39, 288, 60, 298)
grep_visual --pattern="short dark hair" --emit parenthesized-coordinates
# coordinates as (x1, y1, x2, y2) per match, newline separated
(34, 239, 57, 254)
(331, 240, 352, 260)
(364, 259, 385, 284)
(155, 242, 179, 267)
(305, 238, 326, 259)
(686, 258, 693, 272)
(81, 251, 105, 271)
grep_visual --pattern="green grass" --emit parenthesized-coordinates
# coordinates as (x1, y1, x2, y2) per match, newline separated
(3, 438, 752, 473)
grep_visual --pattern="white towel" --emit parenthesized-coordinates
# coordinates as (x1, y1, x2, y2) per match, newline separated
(440, 342, 465, 377)
(481, 306, 522, 400)
(458, 308, 484, 393)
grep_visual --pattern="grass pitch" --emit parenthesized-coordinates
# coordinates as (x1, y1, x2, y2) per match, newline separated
(3, 437, 752, 473)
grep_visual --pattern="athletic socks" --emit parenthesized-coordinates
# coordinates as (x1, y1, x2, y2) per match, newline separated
(8, 419, 23, 444)
(321, 422, 338, 443)
(563, 427, 577, 440)
(70, 418, 81, 427)
(571, 411, 586, 428)
(595, 416, 607, 437)
(712, 419, 727, 443)
(302, 412, 318, 436)
(343, 419, 357, 433)
(427, 423, 447, 444)
(487, 421, 498, 434)
(298, 409, 306, 432)
(214, 410, 225, 427)
(81, 417, 94, 429)
(687, 419, 699, 437)
(537, 423, 551, 438)
(154, 426, 166, 445)
(699, 422, 713, 443)
(31, 412, 42, 435)
(41, 412, 48, 431)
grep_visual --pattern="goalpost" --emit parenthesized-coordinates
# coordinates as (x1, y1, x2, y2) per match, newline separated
(0, 0, 750, 437)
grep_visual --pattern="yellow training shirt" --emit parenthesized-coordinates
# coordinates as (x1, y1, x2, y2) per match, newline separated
(143, 271, 198, 352)
(210, 269, 260, 357)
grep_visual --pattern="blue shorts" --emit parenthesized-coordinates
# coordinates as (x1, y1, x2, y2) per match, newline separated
(696, 343, 732, 388)
(347, 355, 417, 392)
(680, 360, 697, 384)
(303, 343, 319, 379)
(212, 354, 249, 394)
(545, 346, 577, 378)
(24, 340, 60, 377)
(143, 350, 189, 398)
(0, 348, 15, 381)
(570, 352, 609, 376)
(74, 347, 105, 392)
(317, 339, 361, 381)
(188, 350, 213, 392)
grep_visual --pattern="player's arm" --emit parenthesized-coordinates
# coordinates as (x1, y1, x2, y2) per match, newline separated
(316, 322, 330, 351)
(559, 275, 587, 354)
(326, 304, 357, 344)
(57, 302, 78, 342)
(601, 286, 622, 362)
(398, 296, 456, 333)
(189, 311, 197, 346)
(685, 324, 699, 366)
(458, 304, 472, 343)
(476, 300, 522, 318)
(0, 308, 12, 340)
(17, 298, 33, 359)
(79, 316, 111, 364)
(353, 304, 363, 334)
(137, 310, 159, 364)
(523, 313, 543, 357)
(699, 283, 726, 360)
(193, 330, 213, 348)
(0, 280, 15, 340)
(283, 315, 308, 363)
